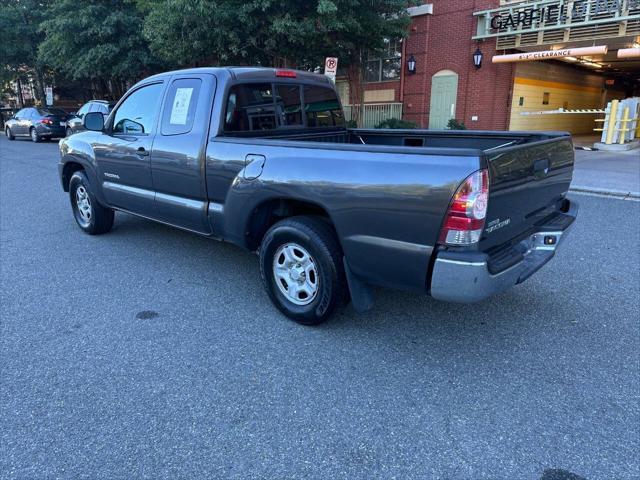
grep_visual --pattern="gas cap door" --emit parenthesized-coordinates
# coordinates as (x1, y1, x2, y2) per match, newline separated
(243, 154, 266, 180)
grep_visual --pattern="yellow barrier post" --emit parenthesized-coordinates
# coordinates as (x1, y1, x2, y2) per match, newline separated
(620, 107, 630, 145)
(605, 100, 618, 145)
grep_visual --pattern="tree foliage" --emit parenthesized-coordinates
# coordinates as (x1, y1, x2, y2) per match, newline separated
(140, 0, 413, 69)
(38, 0, 159, 97)
(0, 0, 50, 104)
(1, 0, 414, 103)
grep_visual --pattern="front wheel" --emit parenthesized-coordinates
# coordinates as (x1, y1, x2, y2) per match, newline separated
(259, 216, 347, 325)
(5, 127, 15, 140)
(69, 170, 114, 235)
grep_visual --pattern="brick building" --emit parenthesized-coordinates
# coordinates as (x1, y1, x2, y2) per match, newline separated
(337, 0, 640, 133)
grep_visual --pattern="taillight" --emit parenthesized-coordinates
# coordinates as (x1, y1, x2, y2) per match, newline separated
(438, 169, 489, 246)
(41, 118, 54, 125)
(275, 69, 297, 78)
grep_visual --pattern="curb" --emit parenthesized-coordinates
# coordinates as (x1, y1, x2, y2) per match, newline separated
(570, 186, 640, 200)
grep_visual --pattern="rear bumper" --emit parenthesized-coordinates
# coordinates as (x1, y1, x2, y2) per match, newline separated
(37, 125, 66, 137)
(430, 199, 578, 303)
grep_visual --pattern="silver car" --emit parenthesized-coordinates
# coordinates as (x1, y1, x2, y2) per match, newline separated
(66, 100, 114, 136)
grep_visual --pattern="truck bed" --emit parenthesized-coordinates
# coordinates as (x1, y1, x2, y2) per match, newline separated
(225, 127, 575, 254)
(256, 128, 567, 152)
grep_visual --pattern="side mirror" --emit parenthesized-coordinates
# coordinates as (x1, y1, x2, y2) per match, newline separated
(83, 111, 104, 131)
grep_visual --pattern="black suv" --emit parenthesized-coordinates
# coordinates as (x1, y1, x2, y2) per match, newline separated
(66, 100, 115, 136)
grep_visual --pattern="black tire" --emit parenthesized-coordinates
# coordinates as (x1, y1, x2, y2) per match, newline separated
(5, 127, 15, 140)
(30, 127, 40, 143)
(259, 216, 347, 325)
(69, 170, 114, 235)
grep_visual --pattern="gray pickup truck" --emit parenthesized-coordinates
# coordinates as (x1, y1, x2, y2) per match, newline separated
(58, 67, 578, 324)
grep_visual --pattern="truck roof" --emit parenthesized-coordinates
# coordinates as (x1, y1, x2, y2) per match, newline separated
(139, 67, 333, 87)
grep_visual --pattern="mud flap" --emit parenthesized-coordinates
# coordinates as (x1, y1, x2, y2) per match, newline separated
(343, 258, 374, 313)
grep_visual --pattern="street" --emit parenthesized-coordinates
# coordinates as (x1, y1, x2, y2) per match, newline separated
(0, 136, 638, 479)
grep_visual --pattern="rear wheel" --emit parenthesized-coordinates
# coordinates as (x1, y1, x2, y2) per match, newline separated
(69, 170, 114, 235)
(5, 127, 14, 140)
(66, 127, 73, 137)
(30, 127, 40, 143)
(259, 216, 347, 325)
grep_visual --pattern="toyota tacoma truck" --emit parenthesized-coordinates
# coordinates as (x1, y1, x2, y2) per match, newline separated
(58, 67, 578, 325)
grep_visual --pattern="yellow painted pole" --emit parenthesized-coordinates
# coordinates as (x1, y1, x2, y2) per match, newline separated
(620, 107, 630, 145)
(605, 100, 618, 145)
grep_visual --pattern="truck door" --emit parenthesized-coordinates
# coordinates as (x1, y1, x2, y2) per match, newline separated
(150, 74, 216, 234)
(97, 81, 165, 214)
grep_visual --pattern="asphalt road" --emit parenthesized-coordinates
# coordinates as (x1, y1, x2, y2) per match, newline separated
(1, 135, 638, 480)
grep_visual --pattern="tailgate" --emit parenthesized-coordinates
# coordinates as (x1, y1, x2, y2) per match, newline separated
(481, 135, 574, 250)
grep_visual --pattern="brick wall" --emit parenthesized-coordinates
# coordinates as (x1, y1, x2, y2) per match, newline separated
(402, 0, 515, 130)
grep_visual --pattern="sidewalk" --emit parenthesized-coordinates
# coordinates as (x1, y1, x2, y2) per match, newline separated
(571, 135, 640, 198)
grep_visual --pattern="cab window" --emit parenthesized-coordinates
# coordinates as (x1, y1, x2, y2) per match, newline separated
(112, 83, 163, 135)
(304, 86, 344, 128)
(224, 83, 276, 132)
(161, 78, 202, 136)
(275, 84, 302, 127)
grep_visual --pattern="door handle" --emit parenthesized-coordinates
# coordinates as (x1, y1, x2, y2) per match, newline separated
(136, 147, 149, 157)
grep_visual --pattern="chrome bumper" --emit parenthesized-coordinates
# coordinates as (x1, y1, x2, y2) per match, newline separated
(430, 200, 578, 303)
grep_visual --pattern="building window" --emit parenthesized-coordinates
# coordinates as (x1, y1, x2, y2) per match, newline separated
(364, 40, 402, 83)
(542, 92, 550, 105)
(518, 97, 524, 106)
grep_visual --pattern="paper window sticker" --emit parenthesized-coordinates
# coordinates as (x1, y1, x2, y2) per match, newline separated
(170, 87, 194, 125)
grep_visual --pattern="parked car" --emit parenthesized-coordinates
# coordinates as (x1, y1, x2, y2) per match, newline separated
(5, 107, 72, 142)
(58, 67, 578, 325)
(66, 100, 115, 136)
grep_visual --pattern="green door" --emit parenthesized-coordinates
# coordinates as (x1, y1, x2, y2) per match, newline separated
(429, 72, 458, 130)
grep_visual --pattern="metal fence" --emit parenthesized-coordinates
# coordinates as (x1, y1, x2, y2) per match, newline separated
(343, 102, 403, 128)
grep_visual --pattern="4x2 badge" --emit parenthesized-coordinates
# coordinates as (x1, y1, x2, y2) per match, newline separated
(485, 218, 511, 233)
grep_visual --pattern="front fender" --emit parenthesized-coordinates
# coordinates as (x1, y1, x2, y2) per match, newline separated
(58, 133, 107, 206)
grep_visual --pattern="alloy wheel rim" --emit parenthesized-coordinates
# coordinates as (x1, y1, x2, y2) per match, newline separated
(75, 186, 92, 224)
(31, 129, 37, 141)
(273, 243, 319, 306)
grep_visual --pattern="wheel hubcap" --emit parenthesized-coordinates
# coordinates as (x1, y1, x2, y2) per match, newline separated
(31, 130, 36, 140)
(75, 186, 92, 224)
(273, 243, 319, 306)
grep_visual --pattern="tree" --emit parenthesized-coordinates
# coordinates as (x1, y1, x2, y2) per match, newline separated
(38, 0, 161, 99)
(0, 0, 51, 105)
(141, 0, 413, 70)
(141, 0, 414, 125)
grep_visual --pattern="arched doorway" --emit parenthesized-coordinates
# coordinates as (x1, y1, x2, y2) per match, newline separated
(429, 70, 458, 129)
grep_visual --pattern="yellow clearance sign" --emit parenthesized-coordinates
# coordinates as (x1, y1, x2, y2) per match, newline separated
(492, 46, 608, 63)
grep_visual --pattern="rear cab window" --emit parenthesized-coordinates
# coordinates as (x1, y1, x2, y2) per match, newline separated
(304, 85, 345, 128)
(224, 81, 343, 134)
(161, 78, 202, 136)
